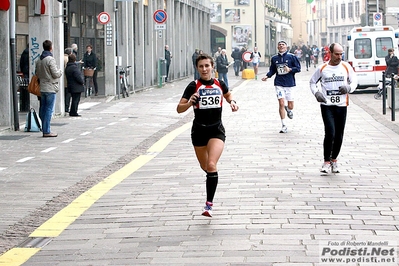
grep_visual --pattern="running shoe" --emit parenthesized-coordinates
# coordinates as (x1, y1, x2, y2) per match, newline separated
(202, 201, 213, 217)
(279, 125, 288, 133)
(331, 161, 340, 173)
(285, 106, 293, 119)
(320, 162, 331, 173)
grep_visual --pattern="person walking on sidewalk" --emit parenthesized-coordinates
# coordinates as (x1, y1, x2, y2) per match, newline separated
(176, 54, 239, 217)
(35, 40, 63, 137)
(261, 40, 301, 133)
(309, 43, 358, 174)
(65, 54, 85, 117)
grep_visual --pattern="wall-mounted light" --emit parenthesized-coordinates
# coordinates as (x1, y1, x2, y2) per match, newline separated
(242, 9, 245, 14)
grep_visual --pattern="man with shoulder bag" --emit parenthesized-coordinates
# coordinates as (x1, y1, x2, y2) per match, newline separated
(35, 40, 63, 137)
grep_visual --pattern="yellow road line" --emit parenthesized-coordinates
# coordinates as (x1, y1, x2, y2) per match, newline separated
(0, 122, 191, 265)
(0, 248, 40, 266)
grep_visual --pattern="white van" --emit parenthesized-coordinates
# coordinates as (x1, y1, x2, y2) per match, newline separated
(346, 26, 399, 89)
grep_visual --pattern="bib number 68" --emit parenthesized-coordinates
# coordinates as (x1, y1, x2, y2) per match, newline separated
(329, 96, 340, 103)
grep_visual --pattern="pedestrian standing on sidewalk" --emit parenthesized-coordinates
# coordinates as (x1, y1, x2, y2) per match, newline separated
(261, 40, 301, 133)
(64, 48, 72, 113)
(65, 54, 84, 117)
(83, 44, 98, 96)
(35, 40, 63, 137)
(231, 47, 241, 77)
(216, 49, 229, 88)
(176, 54, 239, 217)
(309, 43, 358, 174)
(385, 48, 398, 77)
(192, 49, 200, 80)
(165, 44, 172, 82)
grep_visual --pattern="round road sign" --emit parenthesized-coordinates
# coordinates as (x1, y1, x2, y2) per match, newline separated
(98, 12, 110, 25)
(374, 13, 382, 21)
(242, 51, 252, 63)
(153, 9, 167, 24)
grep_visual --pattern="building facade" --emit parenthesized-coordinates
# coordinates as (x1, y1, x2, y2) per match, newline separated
(300, 0, 398, 48)
(0, 0, 210, 130)
(210, 0, 292, 67)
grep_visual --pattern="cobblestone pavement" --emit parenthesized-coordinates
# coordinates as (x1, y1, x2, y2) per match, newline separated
(0, 65, 398, 265)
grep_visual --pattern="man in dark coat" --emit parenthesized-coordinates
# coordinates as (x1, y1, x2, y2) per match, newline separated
(385, 48, 399, 77)
(231, 47, 241, 76)
(65, 54, 84, 117)
(165, 44, 172, 82)
(192, 49, 200, 80)
(20, 45, 29, 78)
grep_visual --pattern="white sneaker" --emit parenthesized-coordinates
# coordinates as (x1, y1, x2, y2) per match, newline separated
(202, 202, 213, 217)
(331, 161, 340, 173)
(320, 162, 331, 173)
(285, 106, 293, 119)
(279, 125, 288, 133)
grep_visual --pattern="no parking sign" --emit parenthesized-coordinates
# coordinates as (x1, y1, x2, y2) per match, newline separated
(373, 13, 383, 26)
(153, 9, 167, 24)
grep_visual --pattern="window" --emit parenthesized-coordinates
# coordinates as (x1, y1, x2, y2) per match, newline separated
(348, 2, 353, 19)
(341, 3, 345, 19)
(354, 39, 372, 59)
(329, 5, 333, 23)
(355, 1, 360, 17)
(376, 38, 394, 58)
(17, 5, 28, 22)
(335, 4, 338, 21)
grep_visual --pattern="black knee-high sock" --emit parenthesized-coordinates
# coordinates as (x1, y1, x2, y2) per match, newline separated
(206, 172, 218, 203)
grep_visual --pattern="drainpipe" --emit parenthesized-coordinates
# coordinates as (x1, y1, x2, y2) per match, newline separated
(10, 0, 19, 131)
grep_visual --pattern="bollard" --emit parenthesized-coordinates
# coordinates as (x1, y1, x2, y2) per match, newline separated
(391, 74, 395, 121)
(158, 58, 167, 88)
(382, 72, 386, 115)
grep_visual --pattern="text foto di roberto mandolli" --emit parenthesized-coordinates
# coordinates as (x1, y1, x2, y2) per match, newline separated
(319, 240, 397, 264)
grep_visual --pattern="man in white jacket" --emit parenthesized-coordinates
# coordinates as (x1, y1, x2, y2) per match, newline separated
(309, 43, 358, 174)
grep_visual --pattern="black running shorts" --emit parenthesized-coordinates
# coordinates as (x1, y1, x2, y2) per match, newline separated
(191, 122, 226, 146)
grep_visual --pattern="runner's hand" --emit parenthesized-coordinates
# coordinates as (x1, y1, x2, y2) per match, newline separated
(338, 85, 351, 94)
(315, 92, 327, 103)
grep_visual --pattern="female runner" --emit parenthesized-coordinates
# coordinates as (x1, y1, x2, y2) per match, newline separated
(177, 54, 239, 217)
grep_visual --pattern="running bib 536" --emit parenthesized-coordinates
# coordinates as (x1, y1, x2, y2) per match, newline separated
(198, 88, 222, 109)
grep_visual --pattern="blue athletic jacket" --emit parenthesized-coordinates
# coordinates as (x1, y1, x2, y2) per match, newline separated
(266, 51, 301, 87)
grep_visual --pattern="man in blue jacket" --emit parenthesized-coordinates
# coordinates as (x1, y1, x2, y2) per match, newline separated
(261, 40, 301, 133)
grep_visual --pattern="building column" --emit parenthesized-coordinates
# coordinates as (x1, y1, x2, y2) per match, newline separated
(0, 10, 11, 127)
(28, 0, 63, 114)
(104, 0, 116, 96)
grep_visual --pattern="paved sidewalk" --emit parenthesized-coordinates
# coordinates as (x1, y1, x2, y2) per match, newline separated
(1, 66, 399, 265)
